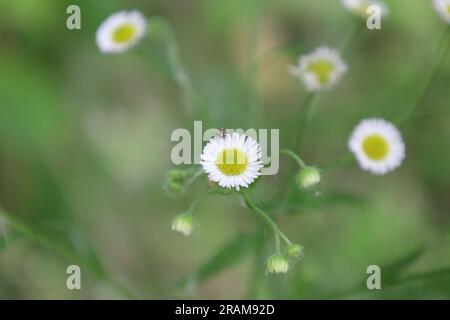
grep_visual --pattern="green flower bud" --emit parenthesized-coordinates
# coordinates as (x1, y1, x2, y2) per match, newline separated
(168, 181, 183, 195)
(171, 213, 193, 236)
(267, 254, 289, 274)
(296, 166, 321, 189)
(285, 244, 304, 258)
(168, 169, 187, 181)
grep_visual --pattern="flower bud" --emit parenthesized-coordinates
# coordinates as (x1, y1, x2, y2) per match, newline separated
(285, 244, 304, 258)
(296, 166, 321, 189)
(171, 213, 193, 236)
(168, 169, 187, 181)
(167, 181, 183, 195)
(267, 254, 289, 274)
(164, 169, 188, 198)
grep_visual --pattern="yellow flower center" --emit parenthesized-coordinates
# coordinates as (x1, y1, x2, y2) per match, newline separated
(362, 134, 389, 161)
(112, 24, 136, 43)
(216, 148, 248, 176)
(447, 5, 450, 15)
(307, 59, 334, 84)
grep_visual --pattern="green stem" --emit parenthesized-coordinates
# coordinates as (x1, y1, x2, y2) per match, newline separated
(341, 18, 362, 55)
(0, 207, 136, 299)
(279, 149, 306, 168)
(184, 168, 204, 189)
(248, 7, 261, 127)
(185, 189, 228, 214)
(397, 27, 450, 126)
(241, 193, 291, 247)
(149, 17, 207, 118)
(292, 93, 318, 152)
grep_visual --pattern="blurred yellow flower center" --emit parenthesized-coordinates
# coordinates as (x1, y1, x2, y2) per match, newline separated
(216, 148, 248, 176)
(112, 24, 136, 43)
(307, 59, 334, 84)
(362, 135, 389, 161)
(447, 5, 450, 15)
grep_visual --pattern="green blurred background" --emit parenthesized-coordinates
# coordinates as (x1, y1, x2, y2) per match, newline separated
(0, 0, 450, 299)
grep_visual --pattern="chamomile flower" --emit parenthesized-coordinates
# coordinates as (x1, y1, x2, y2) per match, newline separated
(342, 0, 389, 18)
(433, 0, 450, 24)
(200, 132, 263, 191)
(96, 10, 147, 54)
(288, 47, 348, 91)
(348, 118, 405, 175)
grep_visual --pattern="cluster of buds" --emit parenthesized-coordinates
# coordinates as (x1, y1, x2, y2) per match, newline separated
(267, 244, 304, 274)
(164, 169, 188, 197)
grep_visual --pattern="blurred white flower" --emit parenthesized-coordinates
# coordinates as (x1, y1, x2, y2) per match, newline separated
(96, 10, 147, 54)
(348, 118, 405, 175)
(200, 132, 263, 191)
(433, 0, 450, 24)
(288, 47, 348, 91)
(342, 0, 389, 18)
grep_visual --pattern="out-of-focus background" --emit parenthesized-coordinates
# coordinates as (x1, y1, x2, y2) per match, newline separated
(0, 0, 450, 299)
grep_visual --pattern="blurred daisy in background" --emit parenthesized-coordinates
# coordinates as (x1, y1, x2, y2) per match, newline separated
(348, 118, 405, 175)
(433, 0, 450, 23)
(342, 0, 389, 18)
(96, 10, 147, 54)
(288, 47, 348, 91)
(200, 132, 263, 191)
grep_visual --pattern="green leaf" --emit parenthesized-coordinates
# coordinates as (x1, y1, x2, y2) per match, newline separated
(322, 245, 428, 299)
(381, 244, 427, 285)
(176, 232, 263, 290)
(0, 207, 136, 298)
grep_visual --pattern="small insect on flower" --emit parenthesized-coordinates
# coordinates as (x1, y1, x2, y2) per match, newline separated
(296, 167, 321, 190)
(288, 47, 348, 91)
(433, 0, 450, 24)
(348, 118, 405, 175)
(171, 213, 194, 236)
(96, 10, 147, 54)
(342, 0, 389, 18)
(267, 255, 289, 274)
(200, 132, 263, 191)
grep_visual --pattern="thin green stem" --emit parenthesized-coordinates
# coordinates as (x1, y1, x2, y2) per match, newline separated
(184, 168, 204, 188)
(274, 232, 281, 254)
(0, 207, 136, 299)
(397, 27, 450, 126)
(248, 7, 261, 127)
(241, 193, 291, 247)
(185, 188, 228, 214)
(279, 149, 306, 168)
(292, 93, 318, 152)
(148, 17, 207, 119)
(322, 153, 355, 173)
(340, 18, 362, 56)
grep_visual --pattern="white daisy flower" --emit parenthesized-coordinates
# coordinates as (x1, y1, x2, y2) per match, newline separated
(288, 47, 348, 91)
(348, 118, 405, 175)
(200, 132, 263, 191)
(96, 10, 147, 54)
(342, 0, 389, 18)
(433, 0, 450, 24)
